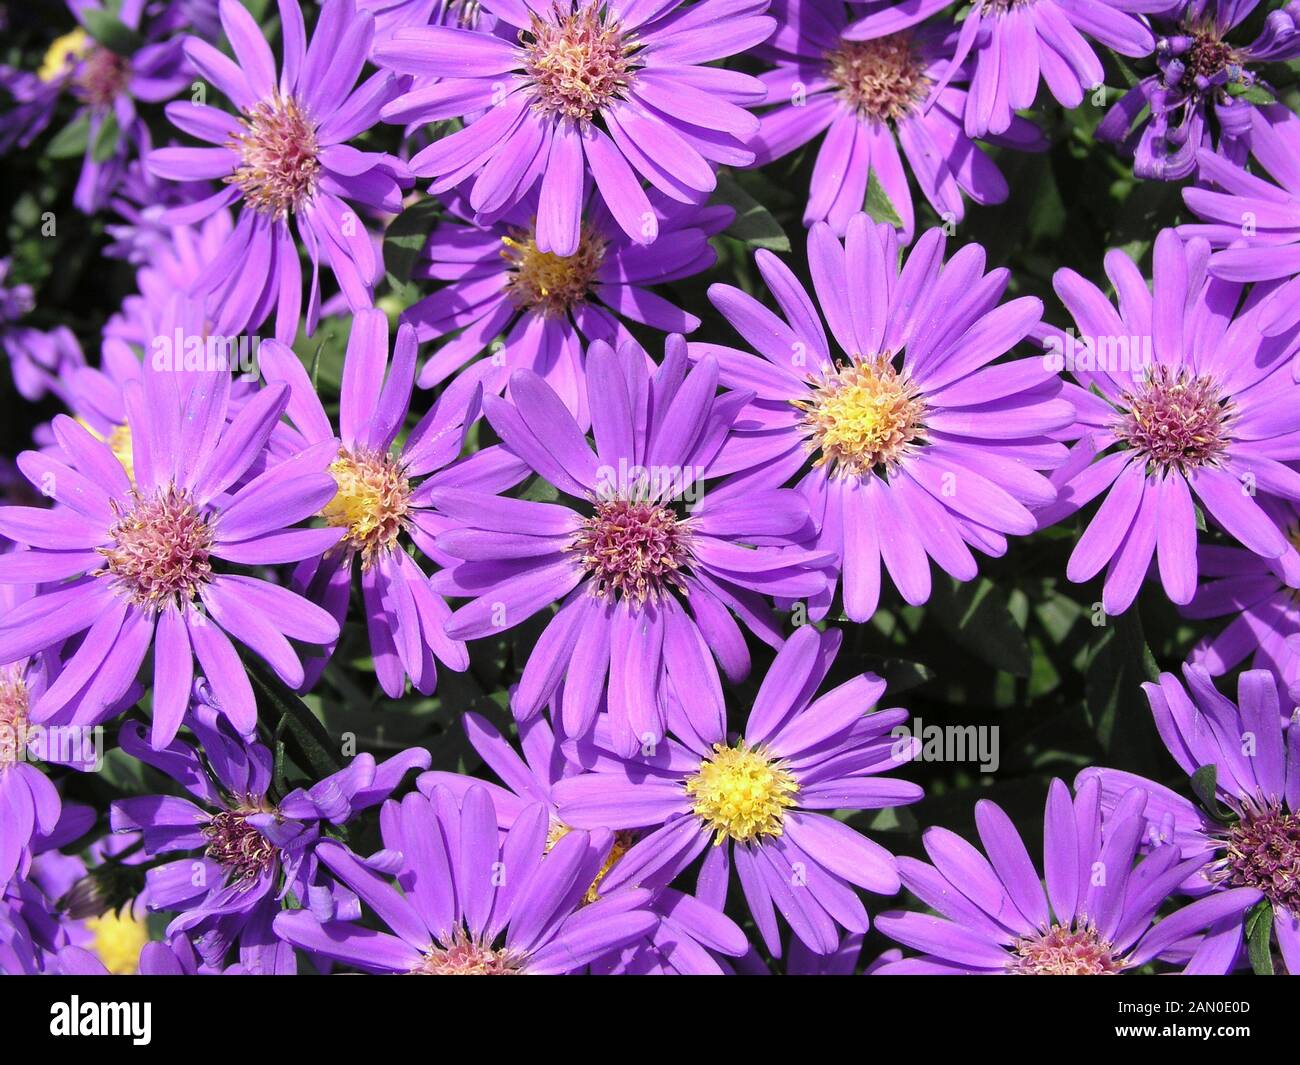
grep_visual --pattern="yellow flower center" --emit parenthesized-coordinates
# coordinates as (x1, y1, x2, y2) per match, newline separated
(547, 820, 635, 904)
(686, 742, 799, 845)
(794, 355, 927, 477)
(39, 28, 89, 82)
(86, 908, 149, 975)
(321, 447, 412, 567)
(501, 225, 606, 317)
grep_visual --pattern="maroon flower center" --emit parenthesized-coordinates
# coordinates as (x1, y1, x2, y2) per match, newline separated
(229, 94, 321, 219)
(1011, 923, 1124, 975)
(412, 928, 525, 975)
(1221, 803, 1300, 915)
(99, 486, 214, 610)
(1180, 27, 1241, 90)
(825, 33, 931, 123)
(523, 4, 638, 121)
(0, 665, 30, 772)
(572, 498, 692, 604)
(76, 46, 131, 110)
(1114, 364, 1233, 474)
(203, 806, 277, 882)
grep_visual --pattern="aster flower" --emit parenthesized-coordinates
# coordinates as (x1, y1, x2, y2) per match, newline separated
(874, 775, 1261, 974)
(432, 335, 829, 754)
(273, 782, 660, 974)
(1078, 664, 1300, 974)
(553, 624, 922, 957)
(110, 702, 431, 973)
(374, 0, 773, 256)
(1042, 227, 1300, 614)
(148, 0, 410, 344)
(1179, 109, 1300, 337)
(258, 308, 529, 698)
(406, 187, 731, 422)
(1099, 0, 1300, 180)
(751, 0, 1046, 241)
(696, 215, 1071, 622)
(0, 368, 344, 748)
(872, 0, 1155, 139)
(0, 262, 88, 404)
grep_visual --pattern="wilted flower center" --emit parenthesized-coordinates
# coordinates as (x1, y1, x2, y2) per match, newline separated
(572, 498, 692, 604)
(39, 28, 90, 82)
(99, 486, 214, 610)
(0, 666, 30, 771)
(412, 928, 525, 975)
(1169, 25, 1244, 94)
(75, 45, 131, 110)
(229, 94, 321, 220)
(203, 805, 277, 882)
(795, 354, 927, 477)
(502, 225, 606, 315)
(1114, 364, 1233, 474)
(826, 33, 930, 122)
(1011, 923, 1123, 975)
(523, 4, 638, 121)
(547, 820, 635, 904)
(686, 741, 799, 845)
(1222, 803, 1300, 915)
(86, 909, 149, 976)
(322, 447, 413, 567)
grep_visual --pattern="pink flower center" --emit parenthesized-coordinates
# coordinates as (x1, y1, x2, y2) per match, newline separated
(1114, 364, 1233, 474)
(1220, 802, 1300, 915)
(99, 486, 214, 610)
(523, 4, 638, 121)
(1011, 923, 1124, 975)
(76, 46, 130, 110)
(229, 94, 321, 219)
(501, 223, 607, 316)
(0, 665, 30, 772)
(412, 928, 525, 975)
(203, 804, 277, 882)
(572, 498, 692, 604)
(826, 33, 931, 123)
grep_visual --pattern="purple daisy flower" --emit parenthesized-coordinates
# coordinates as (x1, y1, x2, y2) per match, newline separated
(1042, 228, 1300, 614)
(1180, 109, 1300, 337)
(148, 0, 410, 344)
(1099, 0, 1300, 180)
(110, 702, 431, 973)
(258, 308, 530, 698)
(552, 624, 922, 957)
(432, 335, 829, 753)
(751, 0, 1046, 241)
(887, 0, 1156, 138)
(0, 368, 343, 748)
(373, 0, 774, 255)
(874, 774, 1261, 974)
(696, 215, 1071, 621)
(273, 782, 659, 974)
(419, 711, 750, 973)
(1078, 664, 1300, 974)
(406, 188, 731, 422)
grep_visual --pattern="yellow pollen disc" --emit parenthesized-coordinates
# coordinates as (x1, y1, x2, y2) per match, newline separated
(501, 225, 606, 317)
(39, 28, 89, 82)
(547, 820, 635, 904)
(793, 354, 927, 478)
(77, 418, 135, 482)
(86, 908, 149, 975)
(321, 448, 412, 566)
(686, 741, 799, 845)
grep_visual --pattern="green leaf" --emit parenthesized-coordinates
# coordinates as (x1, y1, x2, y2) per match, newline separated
(45, 114, 91, 160)
(714, 170, 790, 252)
(82, 10, 145, 56)
(1246, 899, 1275, 975)
(246, 658, 344, 779)
(92, 111, 121, 164)
(1226, 82, 1276, 106)
(929, 576, 1031, 677)
(864, 170, 903, 229)
(1084, 609, 1159, 753)
(383, 197, 440, 283)
(1189, 763, 1234, 823)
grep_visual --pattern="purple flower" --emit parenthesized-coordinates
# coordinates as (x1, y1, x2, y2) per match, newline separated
(697, 215, 1071, 621)
(1099, 0, 1300, 180)
(1180, 107, 1300, 337)
(751, 0, 1046, 241)
(258, 308, 529, 697)
(884, 0, 1155, 138)
(406, 188, 731, 421)
(875, 774, 1260, 974)
(1043, 228, 1300, 614)
(552, 624, 922, 957)
(1078, 663, 1300, 974)
(148, 0, 410, 344)
(273, 782, 659, 974)
(110, 704, 430, 973)
(374, 0, 773, 255)
(0, 369, 344, 748)
(432, 335, 829, 753)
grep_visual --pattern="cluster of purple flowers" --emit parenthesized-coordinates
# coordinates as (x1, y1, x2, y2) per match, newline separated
(3, 0, 1300, 978)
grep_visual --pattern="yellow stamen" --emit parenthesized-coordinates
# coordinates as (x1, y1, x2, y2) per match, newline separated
(38, 28, 89, 82)
(86, 908, 149, 975)
(686, 741, 799, 845)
